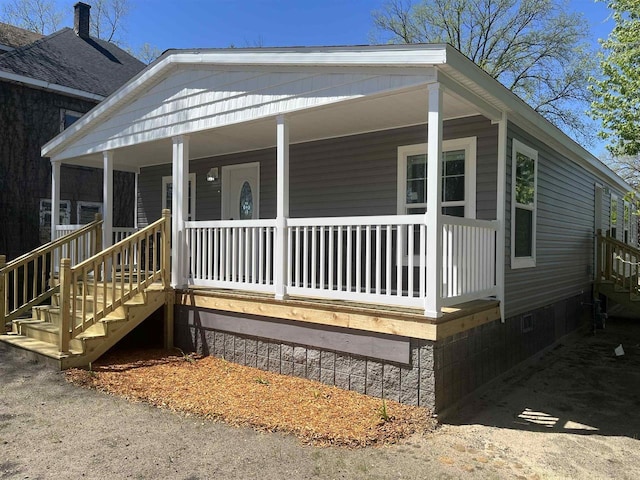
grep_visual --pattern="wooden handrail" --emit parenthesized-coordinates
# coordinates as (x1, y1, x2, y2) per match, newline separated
(596, 230, 640, 301)
(0, 215, 102, 272)
(1, 215, 103, 325)
(58, 210, 171, 351)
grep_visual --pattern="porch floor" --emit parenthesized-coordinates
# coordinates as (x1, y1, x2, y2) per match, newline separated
(177, 287, 501, 341)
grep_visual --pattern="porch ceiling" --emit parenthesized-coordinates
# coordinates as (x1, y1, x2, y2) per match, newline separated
(64, 85, 481, 171)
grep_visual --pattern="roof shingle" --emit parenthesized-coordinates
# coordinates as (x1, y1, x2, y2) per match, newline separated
(0, 22, 43, 49)
(0, 27, 145, 97)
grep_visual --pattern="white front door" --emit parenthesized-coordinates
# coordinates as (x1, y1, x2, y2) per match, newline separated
(222, 162, 260, 220)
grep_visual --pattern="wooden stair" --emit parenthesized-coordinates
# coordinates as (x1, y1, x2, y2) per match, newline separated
(0, 282, 168, 369)
(597, 281, 640, 317)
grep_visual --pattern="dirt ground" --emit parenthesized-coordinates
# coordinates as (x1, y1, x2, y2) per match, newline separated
(1, 316, 640, 480)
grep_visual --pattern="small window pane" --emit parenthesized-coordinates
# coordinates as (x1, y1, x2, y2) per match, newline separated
(514, 207, 533, 257)
(443, 150, 465, 175)
(442, 206, 464, 217)
(407, 154, 426, 180)
(406, 179, 426, 204)
(239, 181, 253, 220)
(443, 176, 465, 202)
(515, 152, 535, 205)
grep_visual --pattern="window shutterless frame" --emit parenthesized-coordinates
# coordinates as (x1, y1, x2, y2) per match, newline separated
(510, 139, 538, 269)
(162, 173, 196, 221)
(396, 136, 477, 218)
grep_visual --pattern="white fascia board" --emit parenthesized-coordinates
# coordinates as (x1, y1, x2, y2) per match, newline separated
(442, 45, 633, 194)
(0, 70, 104, 101)
(168, 44, 448, 67)
(41, 57, 177, 157)
(42, 45, 448, 159)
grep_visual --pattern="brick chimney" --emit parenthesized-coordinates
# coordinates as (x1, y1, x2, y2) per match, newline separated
(74, 2, 91, 39)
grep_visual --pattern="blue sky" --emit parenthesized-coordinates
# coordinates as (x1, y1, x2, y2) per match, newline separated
(45, 0, 613, 52)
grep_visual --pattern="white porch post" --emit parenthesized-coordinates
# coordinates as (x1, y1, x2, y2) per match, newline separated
(274, 115, 290, 300)
(50, 160, 61, 241)
(495, 113, 508, 322)
(425, 82, 444, 317)
(103, 151, 114, 249)
(171, 135, 189, 288)
(134, 169, 139, 228)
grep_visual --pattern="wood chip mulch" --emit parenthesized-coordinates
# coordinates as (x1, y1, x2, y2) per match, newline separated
(65, 349, 437, 448)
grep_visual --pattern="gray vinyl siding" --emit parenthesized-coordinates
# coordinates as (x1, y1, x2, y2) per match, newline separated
(138, 115, 498, 224)
(504, 123, 626, 318)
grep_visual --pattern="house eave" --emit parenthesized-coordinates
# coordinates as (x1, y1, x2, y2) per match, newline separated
(41, 44, 450, 159)
(0, 70, 104, 102)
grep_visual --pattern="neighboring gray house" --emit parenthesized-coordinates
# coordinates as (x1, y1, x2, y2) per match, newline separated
(4, 44, 635, 413)
(0, 2, 144, 260)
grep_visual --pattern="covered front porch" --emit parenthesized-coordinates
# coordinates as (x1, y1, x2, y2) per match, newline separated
(43, 45, 507, 320)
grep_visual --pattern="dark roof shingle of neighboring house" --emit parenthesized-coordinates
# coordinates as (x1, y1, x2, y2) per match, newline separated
(0, 27, 145, 97)
(0, 22, 43, 49)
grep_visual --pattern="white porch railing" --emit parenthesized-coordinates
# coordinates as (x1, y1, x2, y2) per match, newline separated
(184, 215, 499, 314)
(54, 225, 139, 268)
(441, 216, 498, 306)
(185, 220, 277, 293)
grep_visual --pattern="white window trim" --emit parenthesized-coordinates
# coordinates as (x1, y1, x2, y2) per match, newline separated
(624, 199, 631, 244)
(610, 193, 619, 240)
(59, 109, 84, 132)
(77, 201, 103, 224)
(396, 136, 477, 218)
(40, 198, 71, 225)
(162, 173, 196, 221)
(510, 139, 538, 269)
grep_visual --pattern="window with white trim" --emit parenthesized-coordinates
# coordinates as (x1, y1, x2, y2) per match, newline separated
(162, 173, 196, 220)
(77, 201, 103, 224)
(624, 200, 631, 244)
(511, 139, 537, 269)
(610, 193, 619, 240)
(39, 199, 71, 226)
(59, 109, 83, 132)
(397, 137, 477, 218)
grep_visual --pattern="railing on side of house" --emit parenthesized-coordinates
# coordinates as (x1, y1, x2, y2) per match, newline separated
(57, 210, 170, 353)
(596, 230, 640, 299)
(183, 214, 499, 312)
(1, 216, 103, 328)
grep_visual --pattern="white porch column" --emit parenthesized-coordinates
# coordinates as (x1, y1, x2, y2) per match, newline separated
(171, 135, 189, 288)
(50, 160, 61, 242)
(103, 151, 114, 249)
(274, 115, 290, 300)
(134, 169, 140, 228)
(425, 83, 444, 317)
(495, 113, 508, 322)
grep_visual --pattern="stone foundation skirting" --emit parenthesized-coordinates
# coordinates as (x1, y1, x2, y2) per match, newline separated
(174, 292, 589, 412)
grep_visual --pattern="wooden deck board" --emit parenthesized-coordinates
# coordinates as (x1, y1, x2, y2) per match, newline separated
(177, 288, 501, 341)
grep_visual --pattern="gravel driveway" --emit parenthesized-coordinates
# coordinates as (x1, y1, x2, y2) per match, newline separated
(2, 315, 639, 479)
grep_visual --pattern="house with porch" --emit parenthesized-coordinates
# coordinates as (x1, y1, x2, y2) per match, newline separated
(1, 44, 635, 413)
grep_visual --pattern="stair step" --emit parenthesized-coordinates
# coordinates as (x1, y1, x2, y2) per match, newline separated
(19, 321, 60, 344)
(0, 334, 83, 359)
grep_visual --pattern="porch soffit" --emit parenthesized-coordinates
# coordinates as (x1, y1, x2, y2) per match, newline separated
(57, 85, 482, 171)
(48, 65, 440, 165)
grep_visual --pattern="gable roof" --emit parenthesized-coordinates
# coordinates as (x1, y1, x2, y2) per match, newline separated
(40, 44, 629, 193)
(0, 22, 42, 49)
(0, 27, 144, 97)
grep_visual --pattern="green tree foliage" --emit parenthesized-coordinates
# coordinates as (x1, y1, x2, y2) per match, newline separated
(590, 0, 640, 157)
(372, 0, 596, 142)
